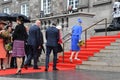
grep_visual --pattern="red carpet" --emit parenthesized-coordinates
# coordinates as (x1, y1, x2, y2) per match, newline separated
(0, 66, 74, 76)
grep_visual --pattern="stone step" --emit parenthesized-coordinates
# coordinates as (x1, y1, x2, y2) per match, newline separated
(75, 38, 120, 72)
(89, 56, 120, 62)
(94, 53, 120, 57)
(89, 57, 101, 61)
(82, 61, 108, 66)
(97, 51, 120, 54)
(89, 56, 111, 61)
(76, 65, 120, 72)
(83, 59, 120, 66)
(105, 46, 120, 50)
(116, 39, 120, 42)
(100, 49, 120, 53)
(110, 42, 120, 46)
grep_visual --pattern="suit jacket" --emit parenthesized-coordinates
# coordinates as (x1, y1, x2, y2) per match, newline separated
(46, 26, 59, 47)
(27, 25, 42, 47)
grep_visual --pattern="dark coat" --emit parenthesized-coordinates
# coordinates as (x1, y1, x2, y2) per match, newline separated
(12, 24, 28, 41)
(27, 25, 42, 47)
(46, 26, 59, 47)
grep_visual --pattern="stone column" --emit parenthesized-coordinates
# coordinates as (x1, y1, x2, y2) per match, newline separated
(57, 18, 61, 26)
(46, 20, 49, 28)
(88, 0, 93, 12)
(64, 17, 68, 28)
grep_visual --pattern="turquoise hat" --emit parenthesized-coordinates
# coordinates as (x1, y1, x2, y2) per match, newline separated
(78, 18, 82, 23)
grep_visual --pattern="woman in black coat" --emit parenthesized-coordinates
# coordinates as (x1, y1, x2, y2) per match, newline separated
(12, 16, 28, 74)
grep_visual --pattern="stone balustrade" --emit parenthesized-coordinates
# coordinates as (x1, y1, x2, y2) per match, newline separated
(31, 12, 95, 51)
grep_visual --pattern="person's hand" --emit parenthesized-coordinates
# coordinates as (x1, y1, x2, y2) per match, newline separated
(79, 40, 81, 42)
(38, 46, 41, 49)
(0, 30, 5, 34)
(0, 31, 2, 34)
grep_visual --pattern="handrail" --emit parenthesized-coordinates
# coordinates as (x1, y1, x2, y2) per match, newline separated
(62, 18, 107, 63)
(83, 18, 107, 47)
(82, 18, 107, 32)
(62, 33, 71, 40)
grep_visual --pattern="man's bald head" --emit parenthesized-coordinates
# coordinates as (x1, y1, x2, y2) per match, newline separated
(35, 20, 41, 27)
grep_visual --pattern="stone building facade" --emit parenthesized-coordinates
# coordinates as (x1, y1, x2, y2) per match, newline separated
(0, 0, 116, 38)
(0, 0, 117, 51)
(0, 0, 115, 20)
(0, 0, 116, 35)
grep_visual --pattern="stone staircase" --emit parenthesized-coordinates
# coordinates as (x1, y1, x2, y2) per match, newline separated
(49, 32, 120, 71)
(76, 39, 120, 72)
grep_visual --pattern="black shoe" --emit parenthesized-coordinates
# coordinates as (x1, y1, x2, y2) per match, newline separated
(45, 68, 48, 71)
(53, 68, 59, 71)
(33, 67, 41, 70)
(28, 64, 32, 67)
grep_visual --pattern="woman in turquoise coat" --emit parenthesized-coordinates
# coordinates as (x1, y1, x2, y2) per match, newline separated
(69, 18, 82, 62)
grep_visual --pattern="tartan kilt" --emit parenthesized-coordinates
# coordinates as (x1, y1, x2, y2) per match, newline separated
(12, 40, 25, 57)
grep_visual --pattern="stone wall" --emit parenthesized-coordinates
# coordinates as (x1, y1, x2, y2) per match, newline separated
(29, 0, 40, 19)
(51, 0, 64, 15)
(0, 0, 114, 21)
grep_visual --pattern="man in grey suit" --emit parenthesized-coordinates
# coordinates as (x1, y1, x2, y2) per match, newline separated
(45, 21, 59, 71)
(24, 20, 43, 69)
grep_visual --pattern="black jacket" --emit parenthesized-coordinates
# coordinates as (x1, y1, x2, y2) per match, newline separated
(12, 24, 28, 42)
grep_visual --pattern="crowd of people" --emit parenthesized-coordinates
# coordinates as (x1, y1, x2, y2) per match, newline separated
(0, 16, 82, 75)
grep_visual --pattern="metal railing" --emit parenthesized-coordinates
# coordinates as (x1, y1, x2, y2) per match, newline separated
(62, 18, 107, 62)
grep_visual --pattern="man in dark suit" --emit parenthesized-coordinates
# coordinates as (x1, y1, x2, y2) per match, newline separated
(24, 20, 43, 69)
(45, 21, 59, 71)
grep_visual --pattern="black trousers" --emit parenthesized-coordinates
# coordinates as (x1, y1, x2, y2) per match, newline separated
(24, 45, 38, 68)
(45, 46, 58, 69)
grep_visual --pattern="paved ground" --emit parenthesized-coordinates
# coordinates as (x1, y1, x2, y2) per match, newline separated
(1, 54, 120, 80)
(1, 69, 120, 80)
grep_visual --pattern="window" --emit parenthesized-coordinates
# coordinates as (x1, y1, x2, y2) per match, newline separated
(21, 4, 29, 17)
(68, 0, 79, 9)
(41, 0, 51, 15)
(3, 8, 10, 14)
(3, 0, 8, 1)
(94, 0, 110, 2)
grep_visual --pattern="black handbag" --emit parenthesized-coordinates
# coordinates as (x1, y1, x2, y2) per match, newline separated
(57, 44, 63, 53)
